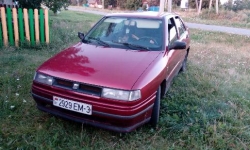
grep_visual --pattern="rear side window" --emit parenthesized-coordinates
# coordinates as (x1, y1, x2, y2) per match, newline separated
(175, 17, 186, 36)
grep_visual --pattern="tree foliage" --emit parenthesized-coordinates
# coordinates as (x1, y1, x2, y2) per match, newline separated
(124, 0, 141, 10)
(224, 0, 250, 12)
(104, 0, 141, 10)
(43, 0, 70, 14)
(18, 0, 42, 9)
(189, 0, 217, 9)
(104, 0, 115, 8)
(173, 0, 181, 7)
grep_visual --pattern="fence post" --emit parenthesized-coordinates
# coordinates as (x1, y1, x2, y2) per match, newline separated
(39, 9, 45, 44)
(44, 9, 49, 44)
(23, 8, 30, 42)
(1, 7, 8, 46)
(28, 9, 35, 46)
(13, 8, 19, 47)
(7, 8, 14, 46)
(0, 23, 2, 47)
(18, 8, 25, 43)
(34, 9, 39, 44)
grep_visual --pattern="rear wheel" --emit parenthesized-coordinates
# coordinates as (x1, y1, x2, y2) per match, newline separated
(150, 86, 161, 128)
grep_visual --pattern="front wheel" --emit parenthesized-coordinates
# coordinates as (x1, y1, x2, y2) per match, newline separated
(150, 86, 161, 128)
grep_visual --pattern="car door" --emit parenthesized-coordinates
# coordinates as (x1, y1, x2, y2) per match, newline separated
(165, 16, 187, 85)
(174, 16, 190, 52)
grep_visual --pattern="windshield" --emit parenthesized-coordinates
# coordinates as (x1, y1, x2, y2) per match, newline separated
(84, 16, 163, 51)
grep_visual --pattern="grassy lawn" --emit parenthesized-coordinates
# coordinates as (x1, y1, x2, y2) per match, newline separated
(1, 10, 250, 149)
(174, 9, 250, 29)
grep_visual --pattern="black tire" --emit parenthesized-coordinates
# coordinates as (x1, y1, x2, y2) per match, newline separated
(150, 86, 161, 128)
(179, 51, 188, 73)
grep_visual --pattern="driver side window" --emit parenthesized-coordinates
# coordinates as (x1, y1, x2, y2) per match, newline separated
(89, 22, 111, 38)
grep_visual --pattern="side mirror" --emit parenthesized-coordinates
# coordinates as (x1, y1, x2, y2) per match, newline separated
(168, 41, 186, 50)
(78, 32, 85, 40)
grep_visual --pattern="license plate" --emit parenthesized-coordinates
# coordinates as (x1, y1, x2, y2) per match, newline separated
(53, 96, 92, 115)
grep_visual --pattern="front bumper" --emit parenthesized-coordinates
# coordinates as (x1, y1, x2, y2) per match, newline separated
(32, 92, 154, 132)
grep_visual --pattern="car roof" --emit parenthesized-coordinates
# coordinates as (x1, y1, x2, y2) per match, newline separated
(106, 11, 176, 19)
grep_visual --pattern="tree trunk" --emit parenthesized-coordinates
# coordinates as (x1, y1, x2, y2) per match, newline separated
(209, 0, 212, 10)
(198, 0, 202, 15)
(216, 0, 219, 14)
(168, 0, 172, 12)
(195, 0, 199, 11)
(159, 0, 165, 12)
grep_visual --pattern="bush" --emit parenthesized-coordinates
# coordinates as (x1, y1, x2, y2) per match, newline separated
(43, 0, 70, 14)
(18, 0, 42, 9)
(104, 0, 117, 9)
(125, 0, 141, 10)
(224, 0, 250, 12)
(189, 0, 218, 9)
(200, 8, 250, 23)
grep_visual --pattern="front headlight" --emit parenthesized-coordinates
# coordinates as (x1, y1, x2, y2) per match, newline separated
(34, 72, 54, 85)
(102, 88, 141, 101)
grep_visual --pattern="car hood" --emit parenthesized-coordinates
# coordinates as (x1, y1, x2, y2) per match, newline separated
(38, 43, 162, 89)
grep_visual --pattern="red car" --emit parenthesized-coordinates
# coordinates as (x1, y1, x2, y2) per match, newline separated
(32, 11, 190, 132)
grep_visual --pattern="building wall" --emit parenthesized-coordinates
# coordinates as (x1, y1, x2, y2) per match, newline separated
(0, 0, 13, 5)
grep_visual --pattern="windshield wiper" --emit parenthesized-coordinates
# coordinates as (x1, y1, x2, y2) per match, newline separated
(88, 37, 110, 47)
(113, 41, 150, 51)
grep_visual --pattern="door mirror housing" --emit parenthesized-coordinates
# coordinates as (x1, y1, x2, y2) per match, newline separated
(78, 32, 85, 40)
(168, 41, 186, 50)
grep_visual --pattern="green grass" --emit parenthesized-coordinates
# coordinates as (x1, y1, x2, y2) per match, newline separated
(1, 10, 250, 149)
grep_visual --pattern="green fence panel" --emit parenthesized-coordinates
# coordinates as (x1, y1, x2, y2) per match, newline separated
(0, 23, 2, 47)
(7, 8, 14, 46)
(18, 8, 25, 43)
(29, 9, 35, 46)
(0, 8, 49, 47)
(39, 9, 45, 44)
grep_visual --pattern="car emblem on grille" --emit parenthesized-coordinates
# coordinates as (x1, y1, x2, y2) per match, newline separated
(72, 83, 79, 89)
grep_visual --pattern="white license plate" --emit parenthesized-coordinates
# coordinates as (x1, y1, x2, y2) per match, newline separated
(53, 96, 92, 115)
